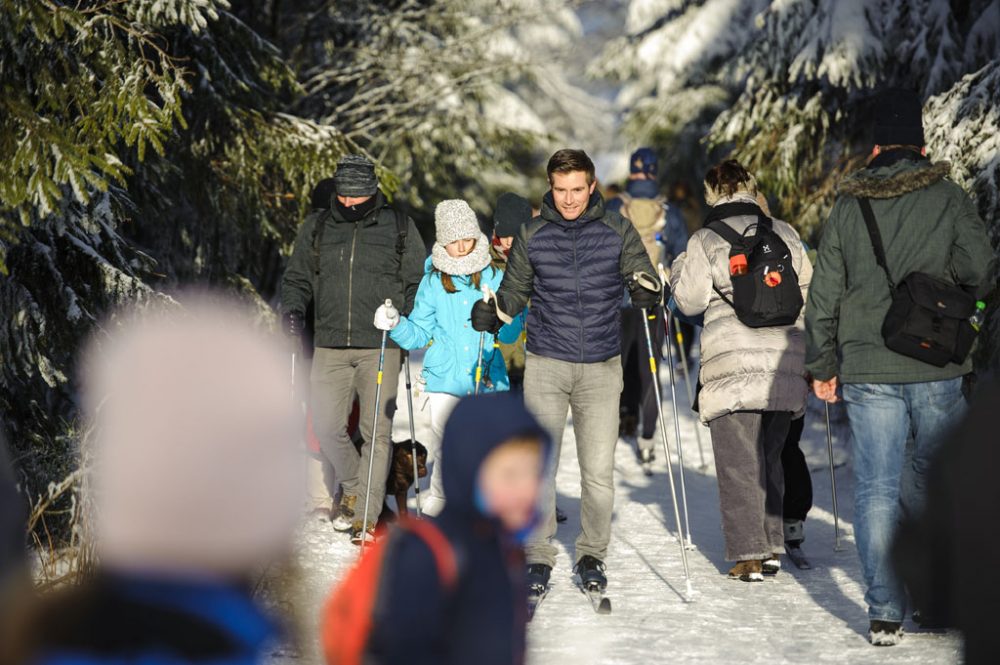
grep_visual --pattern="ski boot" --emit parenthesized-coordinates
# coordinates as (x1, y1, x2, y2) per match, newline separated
(575, 555, 607, 592)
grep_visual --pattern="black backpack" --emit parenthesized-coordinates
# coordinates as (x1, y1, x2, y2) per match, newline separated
(705, 202, 803, 328)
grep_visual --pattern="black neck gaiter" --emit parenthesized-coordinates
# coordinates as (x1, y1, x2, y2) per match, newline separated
(335, 196, 377, 222)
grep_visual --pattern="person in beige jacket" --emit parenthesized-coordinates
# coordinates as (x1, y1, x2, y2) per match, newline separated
(669, 159, 812, 582)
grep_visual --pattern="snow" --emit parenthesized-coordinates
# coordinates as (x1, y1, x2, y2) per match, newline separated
(266, 349, 963, 664)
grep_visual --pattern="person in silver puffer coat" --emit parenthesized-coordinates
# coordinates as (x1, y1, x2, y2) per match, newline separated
(669, 160, 811, 582)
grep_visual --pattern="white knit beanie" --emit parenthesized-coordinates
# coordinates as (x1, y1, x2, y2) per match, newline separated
(432, 199, 491, 276)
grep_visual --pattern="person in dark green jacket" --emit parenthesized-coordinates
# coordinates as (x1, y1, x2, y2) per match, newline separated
(281, 155, 426, 543)
(804, 89, 992, 647)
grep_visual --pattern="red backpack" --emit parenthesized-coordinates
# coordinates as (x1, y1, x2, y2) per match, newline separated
(321, 518, 459, 665)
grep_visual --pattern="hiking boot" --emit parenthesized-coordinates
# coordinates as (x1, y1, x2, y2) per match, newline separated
(526, 563, 552, 594)
(912, 609, 947, 630)
(869, 620, 903, 646)
(761, 553, 782, 576)
(783, 518, 804, 547)
(331, 494, 357, 532)
(728, 560, 764, 582)
(349, 520, 377, 545)
(619, 413, 638, 438)
(575, 555, 607, 592)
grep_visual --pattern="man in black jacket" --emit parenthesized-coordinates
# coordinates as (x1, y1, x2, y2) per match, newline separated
(281, 155, 425, 542)
(472, 149, 660, 597)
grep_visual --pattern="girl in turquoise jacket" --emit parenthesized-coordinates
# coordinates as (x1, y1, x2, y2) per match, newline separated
(374, 199, 522, 515)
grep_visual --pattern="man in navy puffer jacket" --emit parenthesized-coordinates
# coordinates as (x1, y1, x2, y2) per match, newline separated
(472, 149, 660, 597)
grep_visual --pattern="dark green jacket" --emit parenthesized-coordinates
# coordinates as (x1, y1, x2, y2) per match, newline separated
(805, 152, 992, 384)
(281, 192, 426, 349)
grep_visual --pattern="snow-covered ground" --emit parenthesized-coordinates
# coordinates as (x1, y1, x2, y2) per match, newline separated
(268, 350, 963, 665)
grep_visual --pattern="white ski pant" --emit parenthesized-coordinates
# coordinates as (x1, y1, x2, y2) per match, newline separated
(422, 392, 461, 516)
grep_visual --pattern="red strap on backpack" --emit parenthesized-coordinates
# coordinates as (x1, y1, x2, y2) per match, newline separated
(321, 518, 458, 665)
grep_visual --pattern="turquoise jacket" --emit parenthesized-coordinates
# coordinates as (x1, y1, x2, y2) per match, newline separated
(390, 258, 523, 396)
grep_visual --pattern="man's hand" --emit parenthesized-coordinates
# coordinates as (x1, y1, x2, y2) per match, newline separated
(373, 302, 400, 331)
(627, 272, 662, 309)
(812, 376, 839, 403)
(471, 297, 503, 334)
(282, 311, 304, 338)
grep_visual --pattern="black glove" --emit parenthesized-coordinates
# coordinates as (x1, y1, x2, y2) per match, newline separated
(283, 311, 305, 337)
(471, 298, 503, 334)
(628, 277, 662, 309)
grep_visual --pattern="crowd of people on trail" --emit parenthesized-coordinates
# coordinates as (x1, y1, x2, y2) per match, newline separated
(0, 87, 994, 665)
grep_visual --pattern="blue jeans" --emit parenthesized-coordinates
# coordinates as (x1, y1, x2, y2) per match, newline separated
(842, 378, 966, 622)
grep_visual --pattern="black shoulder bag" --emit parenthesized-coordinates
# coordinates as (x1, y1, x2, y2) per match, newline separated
(857, 197, 977, 367)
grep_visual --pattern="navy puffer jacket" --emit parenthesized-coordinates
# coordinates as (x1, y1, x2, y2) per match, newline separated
(497, 191, 656, 363)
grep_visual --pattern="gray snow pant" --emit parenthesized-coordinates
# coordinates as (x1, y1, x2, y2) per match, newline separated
(708, 410, 791, 561)
(310, 347, 400, 522)
(524, 352, 623, 568)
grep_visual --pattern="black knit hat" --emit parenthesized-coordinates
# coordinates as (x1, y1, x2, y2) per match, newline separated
(333, 154, 378, 197)
(493, 192, 532, 238)
(872, 88, 925, 147)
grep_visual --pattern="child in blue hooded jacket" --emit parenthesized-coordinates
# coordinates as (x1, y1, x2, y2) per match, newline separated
(374, 200, 522, 516)
(358, 393, 551, 665)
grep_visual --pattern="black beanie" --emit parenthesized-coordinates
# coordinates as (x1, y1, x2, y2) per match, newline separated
(872, 88, 925, 147)
(493, 192, 532, 238)
(333, 154, 378, 197)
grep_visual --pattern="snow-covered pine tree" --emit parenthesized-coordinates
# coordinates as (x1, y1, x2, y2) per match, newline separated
(924, 60, 1000, 370)
(599, 0, 1000, 368)
(264, 0, 599, 218)
(1, 0, 348, 521)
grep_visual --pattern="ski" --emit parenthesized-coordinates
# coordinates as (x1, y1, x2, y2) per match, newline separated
(784, 544, 812, 570)
(581, 584, 612, 614)
(526, 587, 548, 622)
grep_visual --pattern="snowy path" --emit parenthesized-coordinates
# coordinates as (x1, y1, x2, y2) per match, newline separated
(272, 351, 963, 664)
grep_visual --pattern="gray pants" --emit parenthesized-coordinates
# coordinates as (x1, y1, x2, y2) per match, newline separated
(310, 347, 400, 520)
(708, 411, 790, 561)
(524, 352, 623, 568)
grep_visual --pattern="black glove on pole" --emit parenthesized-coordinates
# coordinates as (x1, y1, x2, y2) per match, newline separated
(628, 275, 661, 309)
(471, 297, 503, 334)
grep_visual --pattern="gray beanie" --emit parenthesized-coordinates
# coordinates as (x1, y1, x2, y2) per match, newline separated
(431, 200, 491, 276)
(333, 155, 378, 197)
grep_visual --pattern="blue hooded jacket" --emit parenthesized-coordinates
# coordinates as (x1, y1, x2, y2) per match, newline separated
(366, 393, 552, 665)
(390, 257, 523, 396)
(25, 573, 277, 665)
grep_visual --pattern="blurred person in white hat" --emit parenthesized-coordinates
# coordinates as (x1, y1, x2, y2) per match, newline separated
(5, 296, 302, 665)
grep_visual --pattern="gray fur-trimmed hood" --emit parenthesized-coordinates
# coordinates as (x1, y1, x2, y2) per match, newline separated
(839, 159, 952, 199)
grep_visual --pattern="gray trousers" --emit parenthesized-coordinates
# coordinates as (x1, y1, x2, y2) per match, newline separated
(708, 411, 790, 561)
(310, 347, 400, 520)
(524, 352, 623, 568)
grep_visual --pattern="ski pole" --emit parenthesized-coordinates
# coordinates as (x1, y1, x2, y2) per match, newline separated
(661, 310, 693, 550)
(404, 352, 422, 518)
(474, 286, 490, 395)
(360, 299, 392, 554)
(641, 307, 693, 597)
(658, 263, 707, 472)
(825, 401, 843, 551)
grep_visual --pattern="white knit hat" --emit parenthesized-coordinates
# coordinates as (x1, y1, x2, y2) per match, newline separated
(431, 199, 491, 276)
(85, 299, 302, 577)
